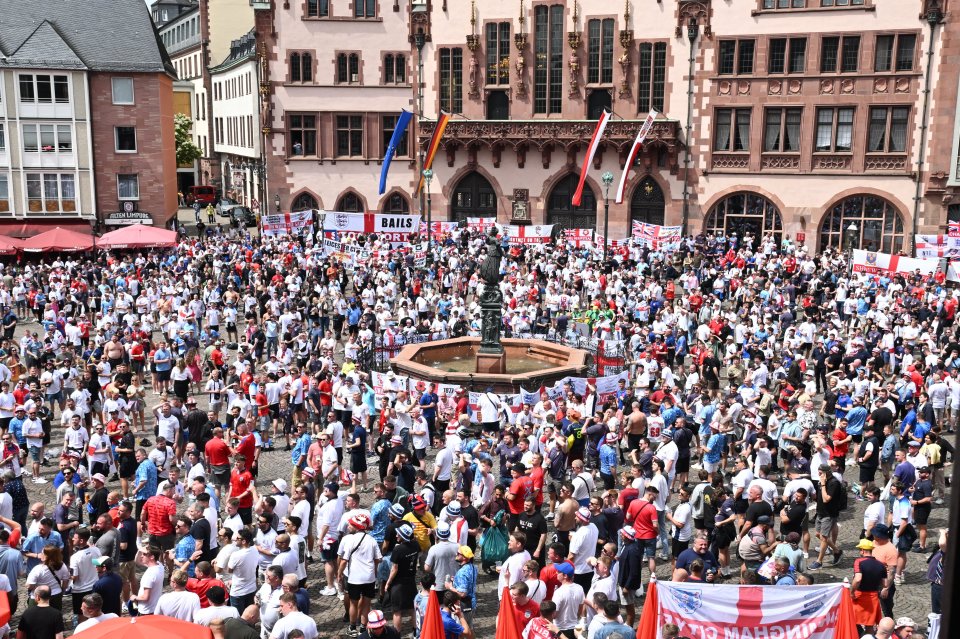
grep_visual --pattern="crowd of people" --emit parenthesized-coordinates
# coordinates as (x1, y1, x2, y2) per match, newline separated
(0, 223, 948, 639)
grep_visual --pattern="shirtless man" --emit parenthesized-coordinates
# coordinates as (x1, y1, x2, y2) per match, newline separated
(624, 402, 647, 452)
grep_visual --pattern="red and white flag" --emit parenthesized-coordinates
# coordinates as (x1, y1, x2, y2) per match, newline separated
(505, 224, 554, 245)
(851, 249, 939, 276)
(615, 109, 658, 203)
(638, 582, 859, 639)
(572, 110, 611, 206)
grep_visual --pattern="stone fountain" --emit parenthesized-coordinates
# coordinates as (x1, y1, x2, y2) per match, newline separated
(391, 228, 589, 393)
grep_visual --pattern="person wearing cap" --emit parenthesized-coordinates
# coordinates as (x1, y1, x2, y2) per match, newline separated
(910, 465, 933, 553)
(446, 545, 477, 626)
(851, 538, 886, 630)
(338, 513, 381, 636)
(736, 514, 775, 577)
(425, 520, 459, 600)
(551, 560, 584, 639)
(360, 609, 401, 639)
(568, 507, 598, 593)
(384, 522, 419, 633)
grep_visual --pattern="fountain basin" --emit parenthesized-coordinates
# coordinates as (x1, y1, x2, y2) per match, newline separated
(391, 337, 590, 394)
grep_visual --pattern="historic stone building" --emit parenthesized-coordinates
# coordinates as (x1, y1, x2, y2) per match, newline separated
(255, 0, 954, 252)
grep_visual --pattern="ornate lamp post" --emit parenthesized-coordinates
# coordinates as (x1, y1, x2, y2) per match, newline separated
(423, 168, 434, 264)
(274, 193, 281, 214)
(601, 171, 614, 261)
(682, 16, 699, 236)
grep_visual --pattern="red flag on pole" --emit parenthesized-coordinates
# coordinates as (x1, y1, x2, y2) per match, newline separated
(635, 578, 659, 639)
(496, 587, 524, 639)
(421, 590, 445, 639)
(572, 110, 611, 206)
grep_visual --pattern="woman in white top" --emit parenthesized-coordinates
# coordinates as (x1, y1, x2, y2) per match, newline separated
(26, 545, 70, 612)
(171, 358, 192, 402)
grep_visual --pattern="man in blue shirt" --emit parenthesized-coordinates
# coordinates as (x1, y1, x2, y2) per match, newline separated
(22, 517, 63, 572)
(419, 385, 438, 441)
(846, 396, 869, 442)
(593, 601, 636, 639)
(290, 422, 311, 485)
(447, 546, 478, 620)
(133, 448, 158, 520)
(440, 591, 473, 639)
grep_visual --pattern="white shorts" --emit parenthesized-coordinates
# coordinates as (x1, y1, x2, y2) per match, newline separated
(704, 460, 719, 473)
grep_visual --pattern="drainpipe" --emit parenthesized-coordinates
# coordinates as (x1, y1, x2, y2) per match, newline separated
(682, 17, 699, 236)
(913, 3, 943, 254)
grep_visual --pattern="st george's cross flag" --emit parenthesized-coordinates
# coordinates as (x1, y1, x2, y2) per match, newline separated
(615, 109, 658, 203)
(572, 110, 611, 206)
(637, 581, 859, 639)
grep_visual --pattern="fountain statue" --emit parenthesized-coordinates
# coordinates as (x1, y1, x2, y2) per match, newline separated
(477, 228, 506, 370)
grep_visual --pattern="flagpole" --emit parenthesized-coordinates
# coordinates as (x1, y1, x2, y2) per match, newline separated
(415, 28, 427, 227)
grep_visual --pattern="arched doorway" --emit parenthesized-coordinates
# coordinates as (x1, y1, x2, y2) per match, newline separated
(818, 194, 905, 254)
(336, 191, 364, 212)
(630, 177, 665, 226)
(450, 171, 497, 223)
(291, 192, 318, 211)
(587, 90, 611, 120)
(704, 192, 783, 248)
(382, 192, 410, 213)
(547, 173, 597, 230)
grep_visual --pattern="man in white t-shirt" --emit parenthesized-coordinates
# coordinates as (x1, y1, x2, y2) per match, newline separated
(226, 528, 260, 611)
(551, 562, 585, 633)
(568, 508, 599, 593)
(269, 592, 318, 639)
(72, 593, 119, 633)
(192, 584, 239, 626)
(155, 569, 200, 622)
(497, 531, 531, 599)
(132, 545, 165, 614)
(337, 514, 381, 636)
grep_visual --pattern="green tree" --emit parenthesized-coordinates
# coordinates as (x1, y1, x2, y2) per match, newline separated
(174, 113, 203, 165)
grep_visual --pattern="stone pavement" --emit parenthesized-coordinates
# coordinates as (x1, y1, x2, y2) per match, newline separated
(9, 311, 947, 635)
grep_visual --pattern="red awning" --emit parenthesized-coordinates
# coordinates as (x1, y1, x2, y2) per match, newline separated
(0, 220, 93, 239)
(0, 236, 22, 255)
(98, 224, 177, 249)
(21, 226, 95, 252)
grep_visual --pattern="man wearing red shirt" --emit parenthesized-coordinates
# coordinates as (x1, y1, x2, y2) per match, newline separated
(538, 544, 572, 601)
(528, 456, 545, 507)
(141, 482, 177, 552)
(234, 422, 257, 476)
(186, 563, 228, 608)
(507, 581, 541, 632)
(454, 389, 470, 419)
(506, 463, 533, 530)
(204, 427, 232, 500)
(229, 453, 254, 525)
(317, 373, 333, 427)
(628, 485, 660, 579)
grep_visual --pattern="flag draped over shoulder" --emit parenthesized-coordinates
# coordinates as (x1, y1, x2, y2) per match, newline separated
(378, 110, 413, 195)
(415, 112, 451, 196)
(615, 109, 658, 203)
(572, 110, 611, 206)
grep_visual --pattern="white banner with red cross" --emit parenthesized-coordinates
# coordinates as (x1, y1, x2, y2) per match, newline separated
(564, 228, 594, 248)
(915, 234, 960, 259)
(504, 224, 554, 245)
(632, 221, 682, 249)
(261, 209, 315, 237)
(851, 249, 940, 276)
(321, 211, 421, 246)
(637, 581, 858, 639)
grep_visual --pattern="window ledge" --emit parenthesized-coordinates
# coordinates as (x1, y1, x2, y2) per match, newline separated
(301, 16, 383, 22)
(752, 5, 874, 16)
(283, 83, 410, 89)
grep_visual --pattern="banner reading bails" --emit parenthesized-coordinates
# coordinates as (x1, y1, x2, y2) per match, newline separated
(504, 224, 554, 245)
(632, 221, 682, 249)
(321, 211, 421, 246)
(261, 209, 315, 237)
(637, 581, 859, 639)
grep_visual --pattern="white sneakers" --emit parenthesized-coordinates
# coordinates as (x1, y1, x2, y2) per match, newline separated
(32, 476, 48, 484)
(320, 586, 337, 596)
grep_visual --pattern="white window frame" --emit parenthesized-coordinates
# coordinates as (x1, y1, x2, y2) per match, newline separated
(0, 123, 5, 153)
(111, 77, 135, 105)
(25, 173, 76, 212)
(0, 175, 9, 211)
(115, 126, 137, 153)
(117, 174, 139, 200)
(21, 123, 73, 155)
(18, 74, 70, 104)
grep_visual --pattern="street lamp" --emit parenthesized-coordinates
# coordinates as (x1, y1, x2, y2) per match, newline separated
(600, 171, 614, 261)
(682, 15, 699, 237)
(423, 168, 434, 264)
(274, 193, 281, 214)
(844, 221, 859, 252)
(414, 28, 427, 220)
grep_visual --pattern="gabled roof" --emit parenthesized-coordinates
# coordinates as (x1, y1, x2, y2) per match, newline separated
(0, 0, 173, 74)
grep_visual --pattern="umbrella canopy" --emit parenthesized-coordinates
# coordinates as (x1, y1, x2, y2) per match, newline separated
(98, 224, 177, 249)
(72, 614, 214, 639)
(21, 226, 94, 252)
(0, 236, 22, 255)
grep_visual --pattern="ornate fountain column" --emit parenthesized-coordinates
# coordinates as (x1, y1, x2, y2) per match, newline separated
(477, 227, 506, 373)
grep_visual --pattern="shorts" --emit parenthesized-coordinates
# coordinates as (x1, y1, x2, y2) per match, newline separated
(157, 370, 171, 382)
(28, 446, 41, 463)
(859, 465, 877, 484)
(149, 533, 175, 552)
(321, 539, 340, 563)
(212, 464, 230, 487)
(73, 590, 91, 615)
(914, 504, 931, 526)
(346, 581, 376, 600)
(619, 588, 637, 606)
(703, 460, 719, 474)
(414, 448, 427, 461)
(676, 457, 691, 474)
(350, 454, 367, 474)
(816, 515, 836, 538)
(672, 538, 689, 558)
(388, 583, 416, 612)
(269, 405, 280, 420)
(119, 560, 137, 583)
(639, 538, 657, 559)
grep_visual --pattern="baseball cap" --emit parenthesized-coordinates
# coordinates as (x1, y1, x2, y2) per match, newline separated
(92, 556, 111, 567)
(756, 515, 772, 525)
(856, 539, 874, 551)
(324, 482, 339, 494)
(555, 562, 575, 576)
(349, 514, 370, 531)
(457, 545, 474, 560)
(894, 617, 916, 629)
(871, 523, 891, 539)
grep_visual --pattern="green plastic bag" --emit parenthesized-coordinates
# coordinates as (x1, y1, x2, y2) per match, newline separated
(480, 510, 509, 564)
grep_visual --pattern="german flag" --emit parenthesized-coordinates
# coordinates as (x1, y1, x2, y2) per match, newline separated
(415, 111, 450, 196)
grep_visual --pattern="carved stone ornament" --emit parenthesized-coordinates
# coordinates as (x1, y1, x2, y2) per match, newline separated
(516, 54, 527, 95)
(874, 78, 889, 93)
(767, 80, 782, 95)
(569, 52, 580, 96)
(676, 1, 711, 39)
(568, 31, 582, 50)
(895, 78, 910, 94)
(840, 79, 854, 94)
(718, 80, 731, 95)
(787, 80, 801, 95)
(737, 81, 750, 95)
(819, 79, 834, 95)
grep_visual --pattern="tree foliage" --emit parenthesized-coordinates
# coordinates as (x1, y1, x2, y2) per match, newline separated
(175, 113, 203, 165)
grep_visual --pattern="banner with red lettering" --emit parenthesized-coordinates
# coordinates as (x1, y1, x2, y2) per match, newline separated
(467, 217, 497, 231)
(637, 581, 858, 639)
(950, 221, 960, 238)
(322, 211, 421, 245)
(420, 221, 459, 235)
(632, 221, 682, 249)
(914, 234, 960, 259)
(564, 228, 594, 248)
(505, 224, 554, 245)
(851, 249, 939, 276)
(261, 210, 315, 238)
